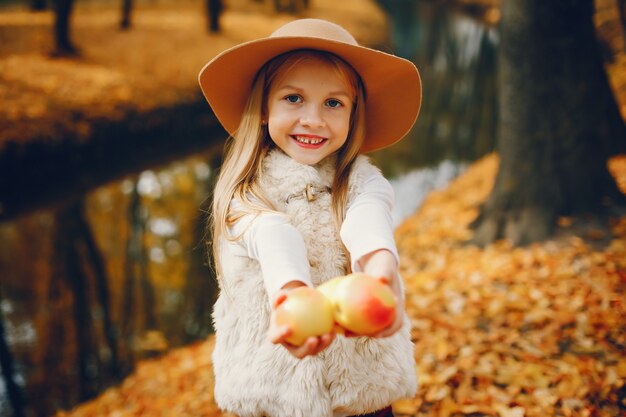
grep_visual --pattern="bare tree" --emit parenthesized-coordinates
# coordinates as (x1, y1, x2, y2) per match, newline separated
(120, 0, 133, 30)
(51, 0, 78, 56)
(206, 0, 223, 33)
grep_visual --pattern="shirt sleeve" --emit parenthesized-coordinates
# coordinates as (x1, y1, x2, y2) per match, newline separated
(227, 202, 313, 298)
(340, 172, 400, 273)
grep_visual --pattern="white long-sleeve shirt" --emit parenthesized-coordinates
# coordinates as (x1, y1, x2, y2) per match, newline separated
(226, 172, 399, 298)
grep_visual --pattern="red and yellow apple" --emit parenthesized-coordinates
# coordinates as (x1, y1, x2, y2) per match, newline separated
(273, 286, 335, 346)
(318, 273, 397, 336)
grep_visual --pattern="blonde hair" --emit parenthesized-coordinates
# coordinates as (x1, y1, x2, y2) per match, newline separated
(210, 50, 366, 276)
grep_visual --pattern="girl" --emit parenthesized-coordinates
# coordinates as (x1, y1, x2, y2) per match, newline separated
(198, 18, 422, 417)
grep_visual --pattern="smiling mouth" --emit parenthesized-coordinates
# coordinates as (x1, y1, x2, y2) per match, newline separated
(292, 135, 327, 146)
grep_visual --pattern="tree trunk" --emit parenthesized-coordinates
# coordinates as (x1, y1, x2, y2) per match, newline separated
(376, 0, 421, 59)
(180, 208, 214, 343)
(0, 303, 25, 417)
(30, 0, 47, 11)
(51, 0, 78, 56)
(141, 262, 158, 331)
(78, 202, 121, 378)
(122, 181, 141, 360)
(472, 0, 626, 246)
(618, 0, 626, 33)
(46, 227, 77, 411)
(120, 0, 133, 30)
(207, 0, 223, 33)
(121, 180, 158, 352)
(60, 203, 99, 400)
(181, 155, 221, 343)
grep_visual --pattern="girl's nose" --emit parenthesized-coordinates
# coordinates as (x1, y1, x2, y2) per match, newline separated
(299, 106, 325, 128)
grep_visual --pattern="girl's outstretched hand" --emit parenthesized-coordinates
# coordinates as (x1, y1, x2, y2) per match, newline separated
(359, 249, 404, 338)
(268, 321, 335, 359)
(268, 285, 336, 359)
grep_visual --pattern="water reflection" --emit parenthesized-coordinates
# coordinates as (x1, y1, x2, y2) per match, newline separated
(389, 159, 468, 227)
(0, 3, 497, 416)
(0, 153, 217, 416)
(371, 0, 498, 176)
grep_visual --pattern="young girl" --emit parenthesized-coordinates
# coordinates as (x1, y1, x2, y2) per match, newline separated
(198, 18, 422, 417)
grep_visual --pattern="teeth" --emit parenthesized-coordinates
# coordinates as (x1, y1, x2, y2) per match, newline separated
(294, 136, 324, 145)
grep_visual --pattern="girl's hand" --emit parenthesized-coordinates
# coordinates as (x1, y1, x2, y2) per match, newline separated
(268, 284, 336, 359)
(358, 249, 404, 338)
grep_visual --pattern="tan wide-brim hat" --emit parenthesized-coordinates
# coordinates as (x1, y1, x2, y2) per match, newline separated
(198, 18, 421, 153)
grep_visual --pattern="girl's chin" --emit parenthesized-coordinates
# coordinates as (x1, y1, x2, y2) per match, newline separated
(285, 149, 327, 165)
(272, 140, 340, 165)
(290, 154, 325, 165)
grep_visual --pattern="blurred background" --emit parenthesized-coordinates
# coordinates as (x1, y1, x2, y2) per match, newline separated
(0, 0, 623, 416)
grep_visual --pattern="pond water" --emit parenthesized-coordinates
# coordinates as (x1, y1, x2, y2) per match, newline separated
(0, 3, 496, 416)
(374, 0, 498, 223)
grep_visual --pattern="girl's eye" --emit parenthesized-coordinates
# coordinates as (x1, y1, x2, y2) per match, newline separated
(326, 99, 343, 108)
(285, 95, 302, 104)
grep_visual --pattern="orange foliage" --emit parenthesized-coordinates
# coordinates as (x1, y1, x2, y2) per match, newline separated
(55, 339, 227, 417)
(393, 154, 626, 417)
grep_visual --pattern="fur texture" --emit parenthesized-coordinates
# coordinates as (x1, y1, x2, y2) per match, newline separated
(212, 149, 417, 417)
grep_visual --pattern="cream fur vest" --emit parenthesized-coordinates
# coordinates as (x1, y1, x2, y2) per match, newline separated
(212, 149, 417, 417)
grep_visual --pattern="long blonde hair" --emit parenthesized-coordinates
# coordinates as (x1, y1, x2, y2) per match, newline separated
(210, 50, 366, 276)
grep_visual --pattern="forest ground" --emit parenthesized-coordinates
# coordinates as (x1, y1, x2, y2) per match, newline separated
(0, 0, 389, 146)
(0, 0, 624, 416)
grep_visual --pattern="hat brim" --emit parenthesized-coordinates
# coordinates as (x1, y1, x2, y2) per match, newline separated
(199, 36, 421, 153)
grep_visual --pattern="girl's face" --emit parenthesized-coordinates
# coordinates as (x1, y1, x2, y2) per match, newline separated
(266, 57, 354, 165)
